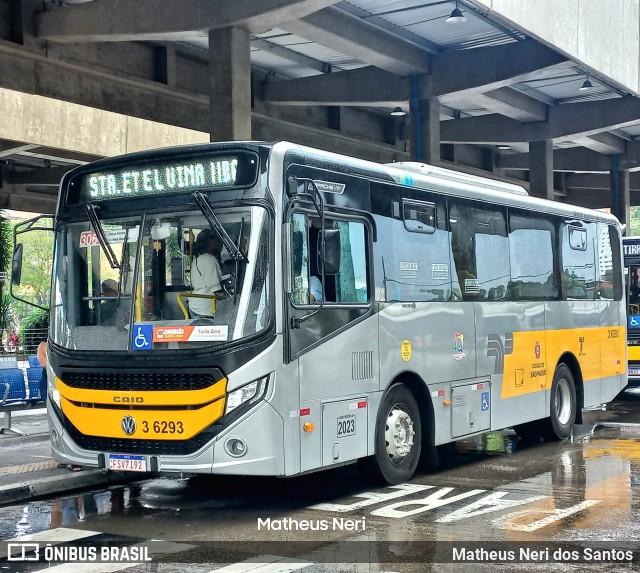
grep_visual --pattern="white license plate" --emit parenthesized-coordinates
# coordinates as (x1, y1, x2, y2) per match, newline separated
(337, 414, 356, 437)
(629, 368, 640, 376)
(108, 454, 147, 472)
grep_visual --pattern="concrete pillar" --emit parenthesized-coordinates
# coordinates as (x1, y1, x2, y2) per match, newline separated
(610, 167, 630, 232)
(529, 140, 554, 200)
(410, 98, 440, 164)
(208, 27, 251, 141)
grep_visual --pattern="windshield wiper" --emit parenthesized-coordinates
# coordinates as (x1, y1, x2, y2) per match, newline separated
(193, 192, 247, 262)
(86, 203, 121, 269)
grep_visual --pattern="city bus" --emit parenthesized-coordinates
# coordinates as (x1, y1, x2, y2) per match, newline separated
(12, 141, 626, 484)
(623, 236, 640, 384)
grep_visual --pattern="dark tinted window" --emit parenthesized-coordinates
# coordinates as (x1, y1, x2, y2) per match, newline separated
(508, 211, 558, 300)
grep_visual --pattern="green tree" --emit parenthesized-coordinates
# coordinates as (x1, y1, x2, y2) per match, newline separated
(13, 222, 54, 308)
(630, 206, 640, 236)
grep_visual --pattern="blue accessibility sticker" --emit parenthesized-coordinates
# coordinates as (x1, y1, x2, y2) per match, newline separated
(131, 324, 153, 350)
(481, 391, 490, 411)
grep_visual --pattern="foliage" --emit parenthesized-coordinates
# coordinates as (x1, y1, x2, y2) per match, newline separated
(19, 307, 49, 351)
(12, 219, 54, 308)
(0, 292, 13, 331)
(631, 207, 640, 237)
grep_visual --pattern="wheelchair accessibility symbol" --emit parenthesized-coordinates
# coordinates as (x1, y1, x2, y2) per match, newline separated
(132, 324, 152, 350)
(630, 315, 640, 328)
(481, 391, 490, 411)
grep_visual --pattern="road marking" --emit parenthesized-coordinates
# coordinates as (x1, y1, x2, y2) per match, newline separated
(33, 563, 142, 573)
(309, 483, 430, 513)
(209, 555, 313, 573)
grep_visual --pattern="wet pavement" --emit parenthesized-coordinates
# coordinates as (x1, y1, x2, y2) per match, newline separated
(0, 389, 639, 572)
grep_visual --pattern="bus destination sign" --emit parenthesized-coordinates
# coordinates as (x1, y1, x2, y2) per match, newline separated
(79, 157, 241, 201)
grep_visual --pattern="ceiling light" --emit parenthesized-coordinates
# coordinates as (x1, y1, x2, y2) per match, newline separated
(446, 2, 467, 23)
(391, 107, 407, 116)
(498, 145, 511, 150)
(579, 71, 596, 92)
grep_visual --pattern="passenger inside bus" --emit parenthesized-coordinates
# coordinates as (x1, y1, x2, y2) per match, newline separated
(100, 279, 119, 326)
(188, 230, 223, 318)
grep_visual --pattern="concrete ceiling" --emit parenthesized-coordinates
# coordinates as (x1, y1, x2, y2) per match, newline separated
(2, 0, 640, 214)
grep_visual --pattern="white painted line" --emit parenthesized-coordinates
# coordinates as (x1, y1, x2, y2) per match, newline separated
(209, 555, 312, 573)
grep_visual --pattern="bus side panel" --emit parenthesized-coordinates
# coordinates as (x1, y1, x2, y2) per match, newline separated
(545, 301, 602, 408)
(378, 302, 475, 446)
(600, 299, 627, 402)
(298, 314, 379, 472)
(475, 301, 546, 432)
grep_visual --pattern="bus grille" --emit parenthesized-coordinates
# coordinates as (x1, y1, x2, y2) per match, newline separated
(60, 371, 219, 391)
(65, 420, 221, 456)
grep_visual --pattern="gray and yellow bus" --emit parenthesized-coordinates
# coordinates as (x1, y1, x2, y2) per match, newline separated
(14, 141, 627, 484)
(623, 236, 640, 384)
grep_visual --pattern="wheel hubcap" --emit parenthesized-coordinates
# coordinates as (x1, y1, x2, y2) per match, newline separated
(555, 378, 572, 425)
(384, 404, 415, 464)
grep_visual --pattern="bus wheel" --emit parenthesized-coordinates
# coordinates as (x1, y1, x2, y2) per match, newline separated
(372, 384, 421, 484)
(541, 363, 576, 441)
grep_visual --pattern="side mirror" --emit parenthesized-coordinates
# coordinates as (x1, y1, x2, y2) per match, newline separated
(318, 228, 341, 275)
(11, 244, 23, 286)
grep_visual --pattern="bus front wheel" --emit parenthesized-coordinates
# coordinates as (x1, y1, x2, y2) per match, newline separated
(369, 384, 422, 484)
(541, 363, 577, 441)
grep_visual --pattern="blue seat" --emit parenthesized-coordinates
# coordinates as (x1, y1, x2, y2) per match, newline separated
(26, 368, 44, 401)
(0, 368, 27, 402)
(28, 355, 41, 368)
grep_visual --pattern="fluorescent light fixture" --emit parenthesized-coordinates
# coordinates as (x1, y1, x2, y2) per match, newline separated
(498, 145, 511, 150)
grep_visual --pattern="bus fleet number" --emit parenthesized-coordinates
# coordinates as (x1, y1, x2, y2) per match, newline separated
(608, 329, 620, 338)
(337, 415, 356, 437)
(142, 420, 184, 434)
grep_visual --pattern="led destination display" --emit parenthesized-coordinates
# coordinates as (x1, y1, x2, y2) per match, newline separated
(77, 154, 257, 201)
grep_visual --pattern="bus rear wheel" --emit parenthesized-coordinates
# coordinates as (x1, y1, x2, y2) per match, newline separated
(540, 363, 576, 441)
(369, 384, 421, 484)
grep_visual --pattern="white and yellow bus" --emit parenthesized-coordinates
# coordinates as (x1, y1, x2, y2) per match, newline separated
(13, 142, 627, 484)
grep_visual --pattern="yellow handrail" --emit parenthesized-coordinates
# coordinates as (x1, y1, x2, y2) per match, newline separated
(177, 291, 217, 319)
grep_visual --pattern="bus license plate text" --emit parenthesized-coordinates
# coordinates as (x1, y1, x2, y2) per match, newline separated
(108, 454, 147, 472)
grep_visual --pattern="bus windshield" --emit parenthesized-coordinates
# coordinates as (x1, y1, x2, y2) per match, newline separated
(50, 204, 270, 352)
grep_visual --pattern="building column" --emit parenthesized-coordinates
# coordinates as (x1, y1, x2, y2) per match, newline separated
(610, 167, 630, 232)
(529, 140, 554, 200)
(410, 98, 440, 164)
(209, 27, 251, 141)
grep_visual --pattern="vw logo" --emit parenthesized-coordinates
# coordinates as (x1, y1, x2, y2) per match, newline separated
(121, 415, 137, 436)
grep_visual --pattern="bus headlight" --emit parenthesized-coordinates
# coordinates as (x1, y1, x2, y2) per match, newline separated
(225, 377, 268, 414)
(48, 376, 61, 410)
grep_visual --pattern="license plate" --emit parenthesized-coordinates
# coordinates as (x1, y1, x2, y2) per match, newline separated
(108, 454, 147, 472)
(629, 368, 640, 376)
(337, 414, 356, 437)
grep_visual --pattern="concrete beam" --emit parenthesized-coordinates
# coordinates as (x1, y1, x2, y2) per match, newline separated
(429, 40, 570, 103)
(5, 166, 73, 186)
(282, 6, 430, 75)
(471, 88, 547, 122)
(0, 142, 38, 157)
(441, 97, 640, 144)
(36, 0, 341, 41)
(499, 147, 612, 172)
(0, 189, 57, 214)
(262, 66, 407, 106)
(251, 38, 326, 74)
(572, 132, 626, 155)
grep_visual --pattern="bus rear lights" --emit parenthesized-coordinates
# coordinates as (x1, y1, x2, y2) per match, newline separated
(303, 422, 315, 432)
(225, 377, 268, 414)
(225, 438, 248, 457)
